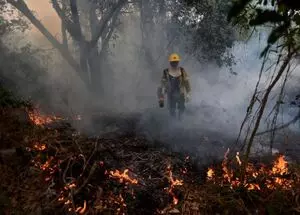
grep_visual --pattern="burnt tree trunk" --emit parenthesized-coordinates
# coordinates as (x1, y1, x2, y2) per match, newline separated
(69, 0, 91, 85)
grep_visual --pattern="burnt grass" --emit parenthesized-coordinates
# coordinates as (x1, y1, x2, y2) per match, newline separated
(0, 108, 300, 215)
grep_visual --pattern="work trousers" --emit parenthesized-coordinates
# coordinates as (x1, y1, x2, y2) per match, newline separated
(167, 93, 185, 119)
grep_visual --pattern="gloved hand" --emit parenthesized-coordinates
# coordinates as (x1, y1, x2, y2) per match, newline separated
(186, 94, 191, 103)
(159, 97, 164, 108)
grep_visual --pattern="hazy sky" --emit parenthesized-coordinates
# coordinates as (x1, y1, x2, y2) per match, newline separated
(26, 0, 61, 45)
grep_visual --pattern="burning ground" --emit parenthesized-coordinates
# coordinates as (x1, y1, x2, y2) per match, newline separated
(1, 106, 300, 215)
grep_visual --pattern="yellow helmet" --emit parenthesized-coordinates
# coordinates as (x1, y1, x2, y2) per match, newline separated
(168, 53, 180, 62)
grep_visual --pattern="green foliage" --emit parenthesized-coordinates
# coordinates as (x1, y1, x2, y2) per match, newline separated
(173, 0, 237, 67)
(0, 84, 31, 108)
(0, 3, 28, 36)
(248, 9, 286, 26)
(0, 38, 50, 105)
(267, 24, 288, 44)
(227, 0, 251, 22)
(228, 0, 300, 57)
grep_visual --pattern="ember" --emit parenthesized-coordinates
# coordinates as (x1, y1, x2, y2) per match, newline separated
(110, 169, 138, 184)
(64, 182, 76, 190)
(166, 164, 183, 205)
(33, 156, 53, 171)
(28, 108, 62, 126)
(33, 142, 46, 151)
(207, 168, 214, 180)
(75, 200, 87, 214)
(207, 150, 294, 191)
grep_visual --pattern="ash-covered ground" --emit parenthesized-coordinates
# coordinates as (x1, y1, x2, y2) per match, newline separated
(77, 103, 300, 166)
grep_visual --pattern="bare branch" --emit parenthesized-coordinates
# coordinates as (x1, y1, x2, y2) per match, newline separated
(51, 0, 81, 41)
(90, 0, 127, 48)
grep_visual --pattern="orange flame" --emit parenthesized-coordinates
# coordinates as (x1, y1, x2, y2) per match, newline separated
(39, 157, 53, 171)
(75, 200, 87, 214)
(222, 148, 232, 183)
(267, 154, 291, 189)
(207, 168, 214, 180)
(166, 165, 183, 205)
(64, 182, 76, 190)
(28, 107, 62, 126)
(271, 154, 288, 175)
(33, 142, 47, 151)
(207, 151, 292, 191)
(110, 169, 138, 184)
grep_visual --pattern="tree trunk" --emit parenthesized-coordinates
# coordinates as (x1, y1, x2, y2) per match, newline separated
(90, 0, 127, 48)
(88, 6, 101, 92)
(241, 53, 293, 180)
(139, 0, 160, 80)
(69, 0, 91, 85)
(61, 3, 68, 50)
(88, 2, 124, 93)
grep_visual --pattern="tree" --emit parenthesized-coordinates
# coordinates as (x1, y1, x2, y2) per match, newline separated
(136, 0, 237, 83)
(226, 0, 300, 177)
(0, 8, 49, 105)
(0, 1, 28, 36)
(228, 0, 300, 57)
(174, 0, 236, 67)
(5, 0, 127, 90)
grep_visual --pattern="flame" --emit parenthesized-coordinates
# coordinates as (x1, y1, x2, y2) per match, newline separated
(222, 148, 232, 183)
(28, 107, 62, 126)
(166, 165, 183, 205)
(109, 169, 138, 184)
(207, 151, 292, 191)
(64, 200, 72, 205)
(118, 194, 127, 207)
(207, 168, 214, 180)
(181, 167, 188, 174)
(28, 110, 54, 125)
(236, 152, 242, 166)
(75, 200, 87, 214)
(64, 182, 76, 190)
(246, 183, 261, 190)
(58, 196, 64, 202)
(271, 154, 288, 175)
(39, 157, 53, 171)
(33, 142, 47, 151)
(267, 154, 291, 189)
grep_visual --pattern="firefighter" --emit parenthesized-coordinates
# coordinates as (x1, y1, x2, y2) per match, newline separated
(157, 53, 191, 119)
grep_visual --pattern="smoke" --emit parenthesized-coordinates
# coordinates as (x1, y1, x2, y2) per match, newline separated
(2, 1, 300, 161)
